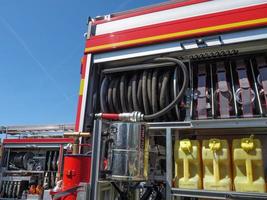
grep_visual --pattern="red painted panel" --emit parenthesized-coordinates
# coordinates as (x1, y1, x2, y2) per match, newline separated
(62, 155, 91, 200)
(93, 0, 209, 25)
(86, 4, 267, 53)
(3, 138, 74, 144)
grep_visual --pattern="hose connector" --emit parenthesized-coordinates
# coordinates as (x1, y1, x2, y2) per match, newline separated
(95, 111, 144, 122)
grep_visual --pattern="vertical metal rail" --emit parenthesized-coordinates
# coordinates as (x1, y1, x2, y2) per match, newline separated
(249, 58, 263, 116)
(166, 128, 173, 199)
(90, 120, 102, 200)
(173, 130, 181, 200)
(189, 60, 194, 120)
(229, 61, 238, 116)
(210, 63, 215, 118)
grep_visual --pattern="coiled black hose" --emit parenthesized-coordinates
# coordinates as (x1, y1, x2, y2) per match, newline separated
(100, 57, 189, 121)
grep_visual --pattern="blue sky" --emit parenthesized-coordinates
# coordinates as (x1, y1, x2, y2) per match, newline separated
(0, 0, 166, 125)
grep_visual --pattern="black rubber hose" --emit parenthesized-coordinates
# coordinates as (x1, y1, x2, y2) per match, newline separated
(151, 69, 159, 113)
(120, 74, 127, 112)
(100, 77, 109, 112)
(160, 71, 173, 120)
(166, 87, 174, 120)
(158, 74, 163, 99)
(170, 69, 176, 119)
(137, 75, 143, 112)
(100, 57, 188, 121)
(112, 78, 121, 113)
(154, 190, 162, 200)
(132, 74, 140, 111)
(143, 57, 188, 120)
(159, 71, 170, 110)
(173, 67, 180, 120)
(147, 70, 152, 109)
(140, 187, 153, 200)
(107, 79, 115, 113)
(142, 70, 150, 115)
(160, 70, 174, 120)
(127, 77, 134, 112)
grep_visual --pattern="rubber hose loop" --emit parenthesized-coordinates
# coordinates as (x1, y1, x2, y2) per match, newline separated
(144, 57, 189, 121)
(152, 69, 159, 114)
(100, 77, 109, 112)
(142, 70, 150, 115)
(107, 79, 115, 113)
(147, 70, 152, 110)
(137, 74, 144, 112)
(120, 74, 127, 112)
(132, 74, 140, 111)
(127, 77, 134, 112)
(112, 78, 121, 113)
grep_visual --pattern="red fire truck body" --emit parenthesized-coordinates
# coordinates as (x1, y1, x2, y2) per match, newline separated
(2, 0, 267, 200)
(75, 0, 267, 129)
(75, 0, 267, 199)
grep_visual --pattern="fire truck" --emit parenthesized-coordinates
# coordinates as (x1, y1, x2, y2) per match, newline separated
(0, 125, 75, 200)
(2, 0, 267, 199)
(73, 0, 267, 199)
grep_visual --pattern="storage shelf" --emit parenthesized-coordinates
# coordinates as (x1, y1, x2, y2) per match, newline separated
(0, 198, 19, 200)
(1, 176, 31, 181)
(171, 188, 267, 199)
(148, 118, 267, 130)
(3, 170, 45, 174)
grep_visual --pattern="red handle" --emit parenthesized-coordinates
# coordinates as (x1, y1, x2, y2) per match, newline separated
(101, 113, 119, 120)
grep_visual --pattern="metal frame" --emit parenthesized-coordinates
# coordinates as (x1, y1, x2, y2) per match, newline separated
(88, 117, 267, 200)
(88, 59, 267, 200)
(90, 120, 102, 200)
(149, 123, 267, 199)
(172, 188, 267, 199)
(165, 129, 173, 199)
(147, 118, 267, 130)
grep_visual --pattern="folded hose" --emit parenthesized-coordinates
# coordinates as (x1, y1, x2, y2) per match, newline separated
(100, 57, 189, 121)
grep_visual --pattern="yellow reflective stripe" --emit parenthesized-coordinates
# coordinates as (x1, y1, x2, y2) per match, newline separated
(79, 79, 85, 95)
(85, 17, 267, 53)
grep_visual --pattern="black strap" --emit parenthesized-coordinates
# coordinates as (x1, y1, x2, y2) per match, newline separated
(216, 62, 230, 118)
(256, 56, 267, 111)
(197, 64, 207, 119)
(236, 60, 253, 117)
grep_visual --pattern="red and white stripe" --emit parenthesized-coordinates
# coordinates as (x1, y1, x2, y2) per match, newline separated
(94, 0, 267, 35)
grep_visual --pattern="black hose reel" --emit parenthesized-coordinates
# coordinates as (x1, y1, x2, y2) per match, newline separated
(99, 57, 189, 121)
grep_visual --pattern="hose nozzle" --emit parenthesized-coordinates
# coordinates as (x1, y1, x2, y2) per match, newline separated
(95, 111, 144, 122)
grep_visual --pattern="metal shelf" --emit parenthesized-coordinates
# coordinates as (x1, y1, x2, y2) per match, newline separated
(147, 118, 267, 130)
(0, 198, 19, 200)
(3, 170, 45, 174)
(191, 118, 267, 130)
(1, 176, 31, 181)
(171, 188, 267, 200)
